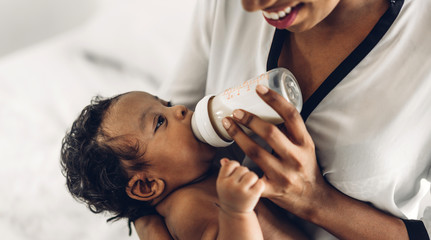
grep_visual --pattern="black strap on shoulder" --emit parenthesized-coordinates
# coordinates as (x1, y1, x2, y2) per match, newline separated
(266, 0, 404, 121)
(402, 219, 430, 240)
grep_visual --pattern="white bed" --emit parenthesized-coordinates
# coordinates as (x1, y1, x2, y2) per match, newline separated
(0, 0, 195, 239)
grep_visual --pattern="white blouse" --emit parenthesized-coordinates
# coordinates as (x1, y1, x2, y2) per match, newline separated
(160, 0, 431, 238)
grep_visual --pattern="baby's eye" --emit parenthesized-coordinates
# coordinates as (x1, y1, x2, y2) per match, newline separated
(155, 115, 166, 131)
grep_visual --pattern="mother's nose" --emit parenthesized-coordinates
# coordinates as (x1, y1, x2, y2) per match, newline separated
(241, 0, 276, 12)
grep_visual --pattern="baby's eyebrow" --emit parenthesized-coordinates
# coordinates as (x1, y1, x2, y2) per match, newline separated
(139, 111, 148, 132)
(140, 104, 158, 132)
(154, 95, 171, 106)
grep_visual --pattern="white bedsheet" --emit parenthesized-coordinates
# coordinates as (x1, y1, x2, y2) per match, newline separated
(0, 1, 196, 239)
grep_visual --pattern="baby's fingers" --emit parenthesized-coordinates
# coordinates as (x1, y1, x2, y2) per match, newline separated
(218, 158, 240, 179)
(251, 179, 265, 195)
(238, 171, 259, 189)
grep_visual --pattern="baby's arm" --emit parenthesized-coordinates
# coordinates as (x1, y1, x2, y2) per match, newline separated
(216, 158, 265, 240)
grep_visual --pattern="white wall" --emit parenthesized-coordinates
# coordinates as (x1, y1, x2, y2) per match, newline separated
(0, 0, 97, 57)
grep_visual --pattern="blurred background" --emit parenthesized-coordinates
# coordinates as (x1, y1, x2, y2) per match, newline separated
(0, 0, 195, 239)
(0, 0, 97, 57)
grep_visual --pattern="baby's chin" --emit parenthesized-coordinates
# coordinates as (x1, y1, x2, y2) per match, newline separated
(189, 166, 217, 185)
(197, 139, 217, 156)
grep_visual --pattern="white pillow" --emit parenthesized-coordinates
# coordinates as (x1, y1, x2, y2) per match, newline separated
(79, 0, 196, 86)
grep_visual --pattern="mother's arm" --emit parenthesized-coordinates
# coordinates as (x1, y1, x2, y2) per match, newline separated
(221, 85, 412, 240)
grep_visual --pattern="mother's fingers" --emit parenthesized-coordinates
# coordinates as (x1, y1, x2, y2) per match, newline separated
(222, 117, 281, 175)
(232, 109, 294, 161)
(256, 85, 309, 145)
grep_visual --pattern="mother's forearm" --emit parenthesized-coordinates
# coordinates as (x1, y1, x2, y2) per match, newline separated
(307, 186, 409, 240)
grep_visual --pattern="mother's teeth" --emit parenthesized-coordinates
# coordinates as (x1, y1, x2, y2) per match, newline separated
(263, 6, 292, 20)
(278, 11, 286, 18)
(269, 12, 279, 20)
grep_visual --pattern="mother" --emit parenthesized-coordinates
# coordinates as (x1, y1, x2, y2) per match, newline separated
(140, 0, 431, 239)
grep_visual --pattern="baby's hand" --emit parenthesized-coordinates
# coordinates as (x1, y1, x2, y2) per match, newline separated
(216, 158, 265, 214)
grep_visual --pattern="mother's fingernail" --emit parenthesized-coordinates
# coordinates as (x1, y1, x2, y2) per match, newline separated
(256, 84, 269, 94)
(220, 158, 229, 165)
(222, 118, 231, 129)
(233, 109, 244, 120)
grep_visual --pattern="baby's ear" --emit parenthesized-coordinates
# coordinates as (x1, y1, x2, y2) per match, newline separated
(126, 174, 165, 202)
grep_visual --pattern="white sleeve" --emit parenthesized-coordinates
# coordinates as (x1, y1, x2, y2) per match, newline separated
(422, 169, 431, 237)
(158, 0, 217, 110)
(422, 207, 431, 237)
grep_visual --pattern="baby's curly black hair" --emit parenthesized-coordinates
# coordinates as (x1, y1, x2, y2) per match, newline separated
(60, 94, 156, 231)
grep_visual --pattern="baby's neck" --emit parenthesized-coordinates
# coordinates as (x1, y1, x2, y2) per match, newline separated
(155, 169, 219, 217)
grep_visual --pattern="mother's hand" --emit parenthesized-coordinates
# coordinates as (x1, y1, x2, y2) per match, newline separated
(222, 85, 331, 220)
(223, 85, 411, 239)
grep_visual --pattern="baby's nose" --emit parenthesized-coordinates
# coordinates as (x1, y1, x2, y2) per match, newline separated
(174, 105, 187, 119)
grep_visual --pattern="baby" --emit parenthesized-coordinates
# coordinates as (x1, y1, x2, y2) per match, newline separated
(61, 91, 307, 239)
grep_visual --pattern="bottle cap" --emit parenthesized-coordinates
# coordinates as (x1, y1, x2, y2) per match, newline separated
(191, 95, 233, 147)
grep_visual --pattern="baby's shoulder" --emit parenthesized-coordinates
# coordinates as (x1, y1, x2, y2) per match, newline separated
(164, 184, 219, 239)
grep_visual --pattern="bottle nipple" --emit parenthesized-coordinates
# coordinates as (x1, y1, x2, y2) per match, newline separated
(191, 96, 233, 147)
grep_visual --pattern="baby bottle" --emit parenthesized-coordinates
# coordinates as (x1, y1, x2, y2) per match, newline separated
(191, 68, 303, 147)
